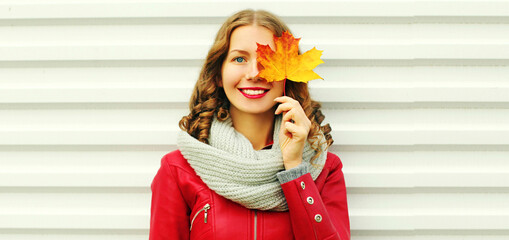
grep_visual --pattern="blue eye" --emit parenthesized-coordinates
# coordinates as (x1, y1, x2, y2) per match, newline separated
(233, 57, 245, 63)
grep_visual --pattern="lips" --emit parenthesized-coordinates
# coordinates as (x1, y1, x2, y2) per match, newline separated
(238, 87, 269, 99)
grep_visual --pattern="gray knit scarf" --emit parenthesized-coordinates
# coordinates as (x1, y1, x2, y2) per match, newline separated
(177, 115, 327, 211)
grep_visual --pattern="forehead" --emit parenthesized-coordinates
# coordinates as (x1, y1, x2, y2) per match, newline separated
(229, 25, 275, 50)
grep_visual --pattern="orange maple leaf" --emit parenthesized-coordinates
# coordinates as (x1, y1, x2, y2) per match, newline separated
(256, 31, 324, 83)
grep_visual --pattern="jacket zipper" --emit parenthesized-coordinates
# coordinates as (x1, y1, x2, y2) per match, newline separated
(254, 210, 257, 240)
(190, 203, 210, 231)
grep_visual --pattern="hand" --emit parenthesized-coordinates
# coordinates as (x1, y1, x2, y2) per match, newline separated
(274, 96, 311, 170)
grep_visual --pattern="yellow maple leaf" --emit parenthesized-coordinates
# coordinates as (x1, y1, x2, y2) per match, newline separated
(256, 31, 324, 83)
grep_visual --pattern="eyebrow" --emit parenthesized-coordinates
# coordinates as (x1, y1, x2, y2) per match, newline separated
(229, 49, 250, 55)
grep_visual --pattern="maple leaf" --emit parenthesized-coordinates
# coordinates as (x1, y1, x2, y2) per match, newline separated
(256, 31, 324, 83)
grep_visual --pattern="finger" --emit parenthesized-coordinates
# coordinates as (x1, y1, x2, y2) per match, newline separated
(283, 107, 309, 124)
(274, 97, 302, 114)
(284, 121, 306, 138)
(284, 121, 297, 134)
(274, 96, 296, 103)
(274, 102, 295, 115)
(274, 97, 299, 109)
(286, 121, 309, 140)
(282, 109, 297, 124)
(279, 120, 292, 140)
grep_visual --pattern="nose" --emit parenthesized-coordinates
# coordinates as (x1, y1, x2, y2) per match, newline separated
(246, 61, 260, 80)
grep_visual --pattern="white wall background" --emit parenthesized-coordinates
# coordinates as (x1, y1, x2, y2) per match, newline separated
(1, 0, 509, 239)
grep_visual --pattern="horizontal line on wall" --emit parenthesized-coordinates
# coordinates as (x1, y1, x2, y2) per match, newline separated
(349, 229, 416, 236)
(0, 17, 231, 26)
(0, 102, 189, 110)
(3, 102, 509, 111)
(0, 130, 508, 145)
(0, 172, 153, 188)
(0, 186, 150, 194)
(2, 44, 509, 61)
(0, 16, 418, 26)
(0, 228, 148, 234)
(2, 185, 508, 195)
(0, 213, 148, 230)
(2, 16, 509, 27)
(1, 170, 508, 188)
(6, 228, 491, 237)
(2, 59, 509, 68)
(352, 229, 509, 236)
(414, 229, 509, 235)
(351, 215, 509, 231)
(330, 59, 509, 67)
(415, 214, 509, 230)
(7, 16, 505, 26)
(413, 59, 509, 66)
(2, 1, 508, 20)
(414, 1, 509, 17)
(0, 44, 415, 61)
(347, 172, 509, 188)
(0, 1, 415, 20)
(324, 102, 509, 109)
(1, 144, 508, 152)
(1, 227, 508, 235)
(416, 172, 509, 188)
(0, 145, 176, 152)
(347, 187, 509, 194)
(1, 214, 508, 231)
(332, 144, 509, 152)
(0, 60, 203, 68)
(415, 16, 509, 24)
(1, 87, 508, 104)
(340, 130, 509, 146)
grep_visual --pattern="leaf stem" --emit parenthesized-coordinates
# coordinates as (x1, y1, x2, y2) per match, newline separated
(283, 78, 287, 96)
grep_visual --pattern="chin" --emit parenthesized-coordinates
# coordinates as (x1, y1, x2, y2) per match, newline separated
(232, 103, 275, 116)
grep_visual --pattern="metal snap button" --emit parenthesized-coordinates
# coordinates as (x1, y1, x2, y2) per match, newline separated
(307, 196, 314, 204)
(300, 181, 305, 189)
(314, 214, 322, 223)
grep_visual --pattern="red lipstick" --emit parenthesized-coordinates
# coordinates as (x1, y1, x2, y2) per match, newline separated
(238, 87, 269, 99)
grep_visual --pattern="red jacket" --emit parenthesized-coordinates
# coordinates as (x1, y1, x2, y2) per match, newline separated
(150, 150, 350, 240)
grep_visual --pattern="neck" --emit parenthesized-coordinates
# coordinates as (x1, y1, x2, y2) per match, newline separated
(230, 109, 275, 150)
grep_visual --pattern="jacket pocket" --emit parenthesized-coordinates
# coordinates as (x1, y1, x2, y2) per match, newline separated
(190, 203, 210, 231)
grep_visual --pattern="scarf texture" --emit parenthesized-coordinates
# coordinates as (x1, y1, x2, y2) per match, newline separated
(177, 115, 327, 211)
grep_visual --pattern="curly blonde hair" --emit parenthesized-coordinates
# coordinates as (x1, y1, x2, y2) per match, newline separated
(179, 9, 333, 163)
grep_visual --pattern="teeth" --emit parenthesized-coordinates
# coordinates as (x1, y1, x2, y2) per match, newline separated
(241, 89, 266, 95)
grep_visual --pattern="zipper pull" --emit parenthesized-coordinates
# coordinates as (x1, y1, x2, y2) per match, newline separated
(204, 204, 210, 223)
(190, 203, 211, 231)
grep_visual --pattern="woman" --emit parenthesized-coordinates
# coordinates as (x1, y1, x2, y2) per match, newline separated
(150, 9, 350, 240)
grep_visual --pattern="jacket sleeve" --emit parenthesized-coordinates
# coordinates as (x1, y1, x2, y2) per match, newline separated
(149, 156, 190, 240)
(279, 154, 350, 240)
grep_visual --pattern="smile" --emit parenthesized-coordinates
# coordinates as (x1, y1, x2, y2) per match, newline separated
(238, 88, 269, 99)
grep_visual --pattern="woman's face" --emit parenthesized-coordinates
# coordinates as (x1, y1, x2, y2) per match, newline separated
(221, 25, 285, 117)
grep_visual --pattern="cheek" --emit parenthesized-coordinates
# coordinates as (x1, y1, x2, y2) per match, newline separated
(220, 67, 233, 88)
(221, 65, 242, 86)
(273, 82, 285, 95)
